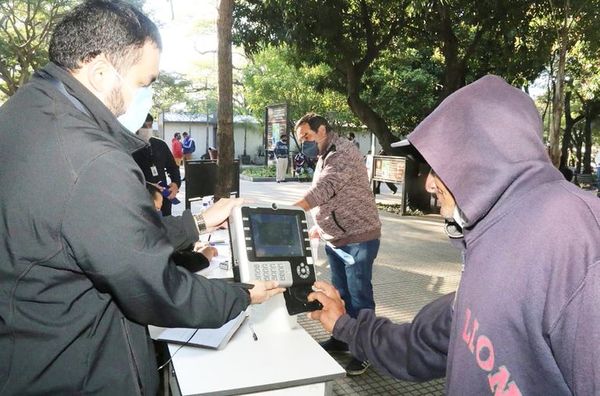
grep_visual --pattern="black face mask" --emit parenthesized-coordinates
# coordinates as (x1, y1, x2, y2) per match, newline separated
(302, 140, 317, 156)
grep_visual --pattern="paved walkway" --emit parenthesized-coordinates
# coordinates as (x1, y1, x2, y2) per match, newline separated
(173, 176, 462, 395)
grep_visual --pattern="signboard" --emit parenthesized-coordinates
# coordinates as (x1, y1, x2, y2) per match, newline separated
(372, 155, 406, 184)
(265, 104, 288, 152)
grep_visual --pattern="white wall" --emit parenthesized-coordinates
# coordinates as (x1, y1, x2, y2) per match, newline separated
(234, 123, 263, 160)
(162, 121, 263, 161)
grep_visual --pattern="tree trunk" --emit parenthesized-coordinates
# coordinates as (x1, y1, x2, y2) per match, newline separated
(575, 138, 583, 173)
(560, 90, 572, 167)
(436, 2, 465, 99)
(583, 115, 592, 174)
(548, 3, 569, 167)
(345, 66, 394, 151)
(560, 90, 583, 168)
(215, 0, 235, 200)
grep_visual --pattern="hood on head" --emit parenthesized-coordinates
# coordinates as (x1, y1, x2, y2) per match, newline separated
(404, 75, 561, 227)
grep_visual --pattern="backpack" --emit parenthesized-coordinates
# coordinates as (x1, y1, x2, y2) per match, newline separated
(190, 139, 196, 153)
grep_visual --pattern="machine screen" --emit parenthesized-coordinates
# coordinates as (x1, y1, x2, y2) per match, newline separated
(249, 213, 304, 258)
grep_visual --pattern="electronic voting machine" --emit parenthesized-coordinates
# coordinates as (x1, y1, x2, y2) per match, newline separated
(228, 203, 322, 315)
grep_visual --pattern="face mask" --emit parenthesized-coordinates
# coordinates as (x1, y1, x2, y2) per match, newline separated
(137, 127, 153, 142)
(110, 65, 154, 133)
(117, 86, 153, 133)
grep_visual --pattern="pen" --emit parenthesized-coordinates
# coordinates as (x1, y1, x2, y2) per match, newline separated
(248, 320, 258, 341)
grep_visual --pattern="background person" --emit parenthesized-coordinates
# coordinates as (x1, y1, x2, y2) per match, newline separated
(294, 113, 381, 376)
(182, 131, 196, 161)
(172, 132, 183, 166)
(307, 76, 600, 395)
(348, 131, 360, 149)
(0, 2, 284, 394)
(274, 133, 289, 183)
(133, 113, 181, 216)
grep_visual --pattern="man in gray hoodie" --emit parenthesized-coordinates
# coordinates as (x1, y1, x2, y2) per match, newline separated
(307, 76, 600, 394)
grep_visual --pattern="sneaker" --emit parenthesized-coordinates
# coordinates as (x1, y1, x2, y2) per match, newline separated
(319, 337, 349, 353)
(345, 358, 370, 376)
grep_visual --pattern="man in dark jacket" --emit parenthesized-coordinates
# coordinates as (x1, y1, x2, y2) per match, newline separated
(307, 76, 600, 394)
(134, 114, 181, 216)
(0, 1, 283, 395)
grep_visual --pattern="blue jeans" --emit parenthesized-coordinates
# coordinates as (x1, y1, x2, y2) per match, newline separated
(597, 167, 600, 190)
(325, 239, 380, 319)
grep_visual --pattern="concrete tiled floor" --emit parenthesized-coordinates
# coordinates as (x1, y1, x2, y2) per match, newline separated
(295, 210, 460, 396)
(174, 176, 462, 395)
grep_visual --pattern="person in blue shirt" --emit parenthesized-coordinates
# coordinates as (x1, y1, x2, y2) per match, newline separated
(274, 133, 289, 183)
(182, 131, 196, 161)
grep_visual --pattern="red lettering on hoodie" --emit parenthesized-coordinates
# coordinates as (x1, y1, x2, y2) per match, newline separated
(462, 308, 478, 353)
(488, 366, 522, 396)
(475, 335, 494, 371)
(461, 309, 523, 395)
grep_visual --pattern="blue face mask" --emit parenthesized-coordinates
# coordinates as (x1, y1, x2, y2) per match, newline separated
(117, 86, 153, 133)
(110, 65, 154, 133)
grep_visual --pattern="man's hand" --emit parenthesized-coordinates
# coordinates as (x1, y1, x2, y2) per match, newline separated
(203, 197, 244, 228)
(307, 281, 346, 333)
(167, 183, 179, 200)
(196, 245, 217, 261)
(294, 198, 310, 211)
(248, 280, 285, 304)
(308, 225, 320, 239)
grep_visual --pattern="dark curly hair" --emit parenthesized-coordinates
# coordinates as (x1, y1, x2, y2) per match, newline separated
(295, 112, 332, 134)
(49, 0, 162, 73)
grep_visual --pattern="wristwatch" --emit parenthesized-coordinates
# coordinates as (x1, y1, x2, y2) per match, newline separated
(193, 213, 206, 233)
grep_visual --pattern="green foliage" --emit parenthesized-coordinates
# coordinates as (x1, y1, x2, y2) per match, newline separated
(152, 72, 193, 113)
(150, 71, 220, 117)
(410, 0, 555, 94)
(362, 47, 441, 135)
(241, 165, 276, 177)
(0, 0, 147, 98)
(233, 0, 571, 150)
(242, 46, 358, 125)
(234, 0, 410, 148)
(0, 0, 76, 96)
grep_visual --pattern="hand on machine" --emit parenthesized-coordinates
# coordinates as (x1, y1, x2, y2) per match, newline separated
(288, 285, 323, 313)
(230, 280, 286, 304)
(306, 281, 346, 333)
(203, 197, 245, 230)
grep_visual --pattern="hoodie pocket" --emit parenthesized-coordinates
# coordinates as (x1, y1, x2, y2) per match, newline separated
(331, 211, 347, 233)
(120, 318, 144, 396)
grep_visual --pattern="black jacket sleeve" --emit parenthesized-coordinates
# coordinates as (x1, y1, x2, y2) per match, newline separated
(333, 292, 455, 381)
(160, 210, 199, 251)
(62, 150, 249, 328)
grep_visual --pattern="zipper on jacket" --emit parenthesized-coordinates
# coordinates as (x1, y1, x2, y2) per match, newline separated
(331, 211, 346, 233)
(121, 318, 144, 396)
